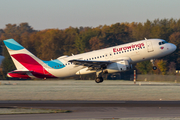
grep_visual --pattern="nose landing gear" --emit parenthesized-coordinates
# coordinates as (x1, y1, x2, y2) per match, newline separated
(150, 59, 157, 70)
(153, 66, 157, 70)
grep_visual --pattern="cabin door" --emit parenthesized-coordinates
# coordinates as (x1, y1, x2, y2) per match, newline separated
(146, 41, 154, 52)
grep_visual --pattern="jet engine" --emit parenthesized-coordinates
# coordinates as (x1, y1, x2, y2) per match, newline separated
(105, 60, 132, 73)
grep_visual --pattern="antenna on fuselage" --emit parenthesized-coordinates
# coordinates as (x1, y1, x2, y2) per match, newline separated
(144, 37, 147, 40)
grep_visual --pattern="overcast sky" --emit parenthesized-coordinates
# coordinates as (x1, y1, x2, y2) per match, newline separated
(1, 0, 180, 30)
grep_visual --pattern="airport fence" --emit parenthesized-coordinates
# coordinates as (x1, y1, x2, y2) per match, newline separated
(137, 74, 180, 82)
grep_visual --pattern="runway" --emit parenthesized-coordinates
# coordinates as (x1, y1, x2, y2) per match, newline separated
(1, 100, 180, 107)
(1, 80, 180, 119)
(1, 100, 180, 120)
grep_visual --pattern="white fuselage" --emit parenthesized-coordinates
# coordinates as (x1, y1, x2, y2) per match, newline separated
(46, 39, 176, 78)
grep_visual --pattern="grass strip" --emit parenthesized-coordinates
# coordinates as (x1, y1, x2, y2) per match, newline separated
(0, 107, 71, 115)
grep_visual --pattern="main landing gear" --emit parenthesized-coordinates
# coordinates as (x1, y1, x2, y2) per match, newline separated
(95, 77, 103, 83)
(95, 69, 104, 83)
(150, 59, 157, 70)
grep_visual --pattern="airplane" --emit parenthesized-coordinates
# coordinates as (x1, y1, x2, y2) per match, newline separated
(3, 38, 176, 83)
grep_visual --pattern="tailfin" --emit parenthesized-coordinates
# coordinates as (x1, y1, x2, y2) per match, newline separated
(3, 39, 58, 79)
(3, 39, 43, 70)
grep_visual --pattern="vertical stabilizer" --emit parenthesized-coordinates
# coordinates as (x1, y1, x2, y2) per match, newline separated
(3, 39, 42, 70)
(3, 39, 57, 79)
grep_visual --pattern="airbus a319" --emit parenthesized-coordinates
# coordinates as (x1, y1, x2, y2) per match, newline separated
(3, 38, 176, 83)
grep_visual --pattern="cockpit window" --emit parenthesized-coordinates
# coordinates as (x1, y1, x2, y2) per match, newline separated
(159, 41, 168, 45)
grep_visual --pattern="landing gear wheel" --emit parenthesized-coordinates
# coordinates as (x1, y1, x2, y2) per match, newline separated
(150, 59, 157, 70)
(153, 66, 157, 70)
(95, 77, 104, 83)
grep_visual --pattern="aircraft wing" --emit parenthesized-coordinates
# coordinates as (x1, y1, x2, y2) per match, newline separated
(68, 59, 112, 70)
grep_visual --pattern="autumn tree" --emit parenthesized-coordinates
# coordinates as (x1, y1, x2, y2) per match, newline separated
(156, 59, 167, 75)
(135, 61, 152, 74)
(75, 27, 100, 53)
(89, 36, 103, 50)
(1, 47, 16, 79)
(169, 32, 180, 69)
(30, 29, 65, 60)
(63, 27, 79, 55)
(168, 62, 176, 75)
(100, 23, 129, 47)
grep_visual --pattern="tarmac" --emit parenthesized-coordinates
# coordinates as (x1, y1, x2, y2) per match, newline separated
(0, 80, 180, 120)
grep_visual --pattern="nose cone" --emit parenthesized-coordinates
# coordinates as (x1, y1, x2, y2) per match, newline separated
(171, 43, 177, 52)
(166, 43, 177, 55)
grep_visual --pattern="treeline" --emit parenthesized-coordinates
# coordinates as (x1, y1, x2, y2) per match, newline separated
(0, 18, 180, 79)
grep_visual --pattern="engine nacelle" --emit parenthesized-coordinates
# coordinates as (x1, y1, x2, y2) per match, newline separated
(76, 67, 95, 75)
(105, 60, 132, 73)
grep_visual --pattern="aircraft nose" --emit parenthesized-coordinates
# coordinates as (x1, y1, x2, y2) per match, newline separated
(171, 43, 177, 52)
(166, 43, 177, 54)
